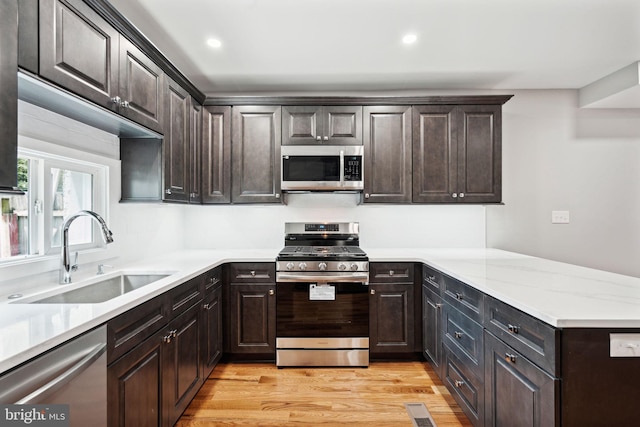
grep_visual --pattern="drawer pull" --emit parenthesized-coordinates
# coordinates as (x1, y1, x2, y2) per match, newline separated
(203, 303, 211, 310)
(454, 331, 463, 339)
(508, 324, 519, 334)
(163, 329, 178, 344)
(250, 270, 256, 277)
(505, 353, 517, 363)
(435, 303, 443, 309)
(428, 275, 436, 282)
(454, 380, 465, 388)
(389, 270, 395, 276)
(455, 292, 463, 300)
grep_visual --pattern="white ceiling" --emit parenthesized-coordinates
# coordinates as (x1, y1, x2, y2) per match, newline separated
(108, 0, 640, 96)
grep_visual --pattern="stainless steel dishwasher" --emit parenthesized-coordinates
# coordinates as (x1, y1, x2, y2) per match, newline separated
(0, 325, 107, 427)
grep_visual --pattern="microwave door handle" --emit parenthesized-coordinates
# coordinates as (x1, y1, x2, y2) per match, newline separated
(340, 150, 345, 187)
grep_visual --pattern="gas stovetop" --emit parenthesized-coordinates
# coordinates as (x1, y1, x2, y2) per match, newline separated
(278, 245, 367, 259)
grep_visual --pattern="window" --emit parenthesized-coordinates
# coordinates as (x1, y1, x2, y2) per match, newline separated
(0, 148, 108, 262)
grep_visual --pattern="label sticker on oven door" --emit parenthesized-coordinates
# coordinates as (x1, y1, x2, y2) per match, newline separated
(309, 284, 336, 301)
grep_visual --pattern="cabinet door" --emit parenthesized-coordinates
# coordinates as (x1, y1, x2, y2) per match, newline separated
(201, 283, 223, 378)
(363, 106, 412, 203)
(369, 283, 414, 353)
(0, 0, 19, 192)
(39, 0, 119, 110)
(231, 105, 282, 203)
(484, 331, 557, 427)
(412, 105, 457, 202)
(118, 37, 164, 134)
(323, 106, 362, 145)
(163, 78, 191, 202)
(202, 106, 231, 203)
(189, 100, 202, 203)
(162, 303, 202, 427)
(226, 283, 276, 355)
(282, 105, 322, 145)
(457, 105, 502, 203)
(107, 329, 163, 427)
(423, 285, 443, 376)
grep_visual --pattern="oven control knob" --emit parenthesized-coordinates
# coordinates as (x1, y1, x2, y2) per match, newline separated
(286, 262, 295, 270)
(298, 262, 308, 271)
(338, 263, 347, 271)
(350, 263, 359, 271)
(318, 262, 328, 271)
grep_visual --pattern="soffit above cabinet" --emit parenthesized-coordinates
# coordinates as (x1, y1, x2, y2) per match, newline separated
(579, 61, 640, 108)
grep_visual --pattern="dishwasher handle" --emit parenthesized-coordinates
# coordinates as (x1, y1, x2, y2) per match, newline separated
(17, 342, 106, 404)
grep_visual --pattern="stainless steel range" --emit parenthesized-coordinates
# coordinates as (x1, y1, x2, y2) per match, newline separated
(275, 222, 369, 367)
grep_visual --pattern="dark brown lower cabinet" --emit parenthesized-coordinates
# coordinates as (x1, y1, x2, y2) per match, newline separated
(484, 331, 557, 427)
(108, 327, 163, 427)
(369, 283, 415, 353)
(443, 345, 484, 426)
(226, 283, 276, 356)
(201, 281, 223, 377)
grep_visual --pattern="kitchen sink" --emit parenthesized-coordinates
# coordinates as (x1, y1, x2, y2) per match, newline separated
(15, 273, 173, 304)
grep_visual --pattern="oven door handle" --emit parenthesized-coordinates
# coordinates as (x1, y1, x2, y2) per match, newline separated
(276, 272, 369, 283)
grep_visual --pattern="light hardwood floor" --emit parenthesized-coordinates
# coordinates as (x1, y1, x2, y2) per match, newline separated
(177, 361, 472, 426)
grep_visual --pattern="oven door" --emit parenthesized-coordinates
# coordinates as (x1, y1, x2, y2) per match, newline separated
(276, 281, 369, 338)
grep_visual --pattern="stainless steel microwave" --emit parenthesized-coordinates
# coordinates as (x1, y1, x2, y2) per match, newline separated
(281, 145, 364, 191)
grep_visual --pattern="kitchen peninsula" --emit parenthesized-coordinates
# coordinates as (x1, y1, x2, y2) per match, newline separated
(2, 248, 640, 426)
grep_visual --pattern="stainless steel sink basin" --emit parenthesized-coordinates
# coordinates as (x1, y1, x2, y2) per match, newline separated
(20, 273, 171, 304)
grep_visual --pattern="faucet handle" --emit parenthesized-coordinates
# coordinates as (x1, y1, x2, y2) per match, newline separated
(71, 252, 79, 272)
(97, 264, 113, 275)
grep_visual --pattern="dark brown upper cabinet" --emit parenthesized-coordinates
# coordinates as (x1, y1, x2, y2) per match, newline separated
(39, 0, 164, 133)
(363, 106, 412, 203)
(0, 0, 19, 193)
(188, 100, 202, 204)
(163, 78, 191, 203)
(412, 104, 502, 203)
(201, 106, 231, 204)
(231, 105, 282, 203)
(282, 105, 362, 145)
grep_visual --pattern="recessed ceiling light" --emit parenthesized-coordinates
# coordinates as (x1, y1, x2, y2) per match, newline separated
(206, 38, 222, 48)
(402, 34, 417, 45)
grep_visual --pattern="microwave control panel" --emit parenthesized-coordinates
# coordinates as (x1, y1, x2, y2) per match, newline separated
(344, 156, 362, 181)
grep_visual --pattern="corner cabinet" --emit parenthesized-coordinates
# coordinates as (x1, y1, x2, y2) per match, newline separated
(231, 106, 282, 203)
(39, 0, 165, 134)
(412, 104, 502, 203)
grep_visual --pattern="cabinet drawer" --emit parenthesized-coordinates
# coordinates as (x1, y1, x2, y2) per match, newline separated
(168, 276, 202, 318)
(369, 262, 414, 284)
(422, 264, 444, 293)
(484, 295, 559, 375)
(107, 294, 168, 364)
(228, 263, 275, 282)
(442, 274, 484, 322)
(443, 346, 484, 426)
(443, 303, 484, 376)
(203, 267, 222, 294)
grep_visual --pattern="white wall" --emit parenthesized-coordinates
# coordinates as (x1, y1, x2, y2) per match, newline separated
(487, 90, 640, 277)
(184, 193, 487, 250)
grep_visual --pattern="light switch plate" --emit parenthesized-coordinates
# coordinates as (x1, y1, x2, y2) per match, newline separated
(551, 210, 570, 224)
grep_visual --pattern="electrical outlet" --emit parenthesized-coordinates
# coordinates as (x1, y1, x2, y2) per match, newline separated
(551, 210, 570, 224)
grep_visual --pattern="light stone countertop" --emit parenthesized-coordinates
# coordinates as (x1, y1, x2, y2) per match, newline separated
(2, 247, 640, 375)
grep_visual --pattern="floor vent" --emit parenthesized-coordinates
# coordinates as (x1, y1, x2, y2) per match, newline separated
(404, 402, 437, 427)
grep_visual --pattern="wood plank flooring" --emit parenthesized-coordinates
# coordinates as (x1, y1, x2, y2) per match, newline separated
(177, 361, 472, 426)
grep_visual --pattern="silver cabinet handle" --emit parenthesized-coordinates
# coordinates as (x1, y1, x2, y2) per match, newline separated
(165, 188, 172, 195)
(370, 289, 376, 295)
(163, 329, 178, 344)
(269, 289, 275, 296)
(203, 303, 212, 310)
(110, 96, 121, 105)
(455, 292, 463, 300)
(452, 193, 458, 198)
(454, 331, 463, 339)
(17, 343, 106, 404)
(508, 324, 519, 334)
(250, 270, 256, 277)
(505, 353, 517, 363)
(364, 193, 370, 199)
(316, 136, 322, 141)
(120, 100, 130, 108)
(435, 303, 443, 309)
(389, 270, 394, 276)
(323, 136, 329, 141)
(454, 380, 465, 388)
(459, 192, 465, 198)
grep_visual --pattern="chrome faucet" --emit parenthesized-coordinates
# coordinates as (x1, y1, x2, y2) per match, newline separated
(60, 210, 114, 284)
